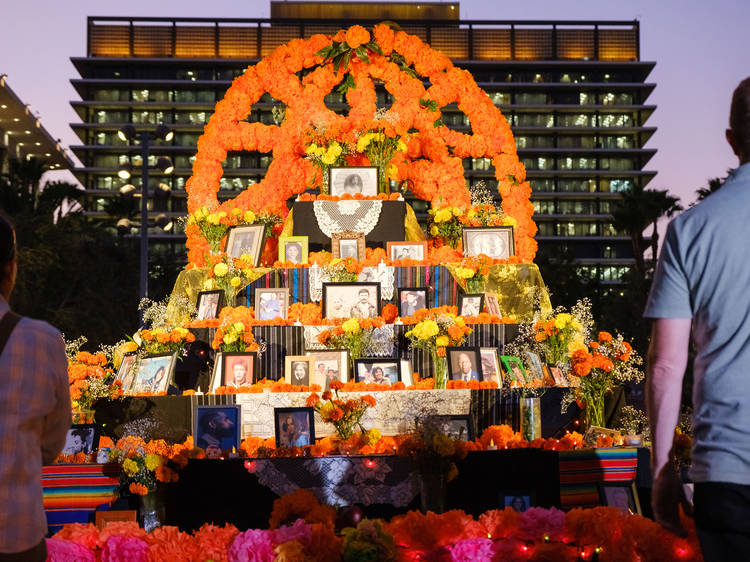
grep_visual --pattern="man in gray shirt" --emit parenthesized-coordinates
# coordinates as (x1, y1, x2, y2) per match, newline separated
(644, 77, 750, 560)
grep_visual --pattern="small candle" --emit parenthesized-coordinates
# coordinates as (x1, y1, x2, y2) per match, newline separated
(294, 320, 303, 326)
(395, 317, 403, 325)
(487, 439, 497, 451)
(229, 447, 239, 458)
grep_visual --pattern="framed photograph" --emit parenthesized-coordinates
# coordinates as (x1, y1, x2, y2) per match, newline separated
(447, 347, 482, 382)
(329, 166, 378, 197)
(387, 241, 428, 262)
(500, 489, 536, 512)
(279, 236, 309, 265)
(130, 353, 176, 394)
(95, 510, 137, 530)
(224, 224, 266, 264)
(479, 347, 502, 384)
(524, 351, 545, 381)
(548, 363, 569, 386)
(209, 352, 223, 392)
(274, 407, 315, 448)
(254, 288, 290, 321)
(400, 359, 414, 387)
(193, 405, 241, 452)
(598, 482, 642, 516)
(221, 352, 256, 388)
(306, 349, 349, 390)
(322, 282, 381, 319)
(462, 226, 514, 260)
(354, 358, 401, 385)
(116, 352, 137, 392)
(285, 355, 315, 386)
(331, 230, 366, 260)
(500, 355, 529, 385)
(397, 287, 428, 317)
(484, 293, 501, 316)
(435, 414, 474, 441)
(62, 424, 100, 455)
(196, 290, 222, 320)
(458, 293, 484, 317)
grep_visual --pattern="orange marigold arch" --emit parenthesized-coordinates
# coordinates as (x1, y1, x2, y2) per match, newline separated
(185, 24, 536, 267)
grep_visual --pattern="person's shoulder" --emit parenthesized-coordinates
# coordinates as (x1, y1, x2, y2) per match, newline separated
(16, 315, 64, 343)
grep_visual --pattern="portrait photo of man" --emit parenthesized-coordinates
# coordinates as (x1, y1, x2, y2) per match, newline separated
(399, 289, 427, 317)
(330, 167, 378, 197)
(449, 349, 481, 381)
(350, 287, 377, 318)
(195, 406, 239, 451)
(62, 426, 96, 455)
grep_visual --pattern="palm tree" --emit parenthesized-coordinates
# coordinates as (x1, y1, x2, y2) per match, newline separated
(610, 185, 683, 280)
(693, 169, 734, 204)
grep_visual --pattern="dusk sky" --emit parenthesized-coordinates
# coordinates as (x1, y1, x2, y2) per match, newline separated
(2, 0, 748, 208)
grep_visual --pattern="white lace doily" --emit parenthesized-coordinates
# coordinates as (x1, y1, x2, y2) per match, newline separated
(313, 200, 383, 237)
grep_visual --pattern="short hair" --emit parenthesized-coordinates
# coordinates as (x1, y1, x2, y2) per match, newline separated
(0, 214, 16, 281)
(199, 410, 223, 433)
(358, 288, 370, 295)
(730, 77, 750, 157)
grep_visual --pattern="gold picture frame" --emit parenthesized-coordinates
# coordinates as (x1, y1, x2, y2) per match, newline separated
(331, 230, 366, 260)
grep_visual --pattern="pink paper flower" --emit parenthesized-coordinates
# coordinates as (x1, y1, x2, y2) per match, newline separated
(46, 538, 96, 562)
(271, 519, 313, 547)
(228, 529, 276, 562)
(447, 538, 495, 560)
(518, 507, 566, 542)
(101, 535, 149, 562)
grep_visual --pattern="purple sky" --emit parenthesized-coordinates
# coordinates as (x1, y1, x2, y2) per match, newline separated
(2, 0, 747, 207)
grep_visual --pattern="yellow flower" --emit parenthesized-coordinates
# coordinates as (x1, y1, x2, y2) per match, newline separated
(454, 316, 466, 327)
(568, 338, 587, 356)
(452, 207, 462, 217)
(321, 150, 337, 165)
(436, 335, 449, 347)
(230, 276, 242, 287)
(430, 226, 439, 236)
(397, 139, 407, 152)
(455, 267, 476, 279)
(207, 213, 221, 226)
(341, 318, 361, 333)
(364, 428, 381, 445)
(434, 208, 453, 223)
(417, 320, 439, 339)
(203, 278, 216, 290)
(213, 263, 229, 277)
(223, 333, 237, 345)
(232, 322, 246, 333)
(122, 458, 139, 476)
(231, 208, 242, 216)
(121, 341, 138, 354)
(356, 134, 372, 153)
(145, 454, 162, 471)
(319, 401, 335, 419)
(387, 164, 398, 179)
(305, 143, 319, 155)
(503, 216, 518, 227)
(243, 210, 256, 223)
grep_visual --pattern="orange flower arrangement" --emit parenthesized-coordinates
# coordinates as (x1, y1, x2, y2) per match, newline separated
(139, 327, 195, 355)
(185, 24, 535, 268)
(307, 383, 377, 440)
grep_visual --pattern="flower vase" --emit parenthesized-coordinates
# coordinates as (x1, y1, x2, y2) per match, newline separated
(584, 397, 606, 431)
(520, 396, 542, 441)
(138, 488, 165, 533)
(430, 349, 448, 390)
(419, 469, 446, 514)
(377, 166, 389, 195)
(465, 275, 485, 294)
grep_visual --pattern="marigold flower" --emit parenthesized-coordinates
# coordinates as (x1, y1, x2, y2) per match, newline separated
(128, 482, 149, 495)
(329, 380, 344, 391)
(598, 331, 613, 343)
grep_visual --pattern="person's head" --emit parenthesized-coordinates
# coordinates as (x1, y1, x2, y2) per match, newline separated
(358, 288, 370, 302)
(405, 292, 417, 305)
(153, 366, 166, 383)
(0, 214, 17, 301)
(317, 362, 326, 374)
(373, 366, 384, 380)
(510, 496, 526, 511)
(200, 410, 234, 436)
(327, 368, 337, 380)
(343, 173, 363, 194)
(457, 353, 473, 374)
(69, 428, 88, 450)
(282, 415, 297, 436)
(287, 243, 301, 262)
(293, 362, 307, 380)
(727, 77, 750, 164)
(232, 362, 247, 384)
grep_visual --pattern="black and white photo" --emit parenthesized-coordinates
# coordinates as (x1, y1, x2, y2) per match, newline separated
(322, 282, 381, 319)
(329, 166, 378, 197)
(462, 226, 514, 260)
(196, 290, 222, 320)
(397, 287, 428, 317)
(225, 224, 266, 264)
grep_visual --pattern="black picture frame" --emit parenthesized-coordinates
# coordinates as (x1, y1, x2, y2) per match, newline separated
(462, 226, 515, 259)
(446, 346, 482, 381)
(193, 405, 241, 452)
(274, 407, 316, 448)
(321, 282, 381, 320)
(196, 290, 223, 320)
(435, 414, 475, 441)
(115, 352, 138, 392)
(458, 293, 485, 317)
(130, 352, 177, 394)
(62, 424, 101, 456)
(499, 489, 536, 512)
(598, 481, 642, 515)
(396, 287, 429, 317)
(353, 358, 401, 385)
(220, 351, 258, 388)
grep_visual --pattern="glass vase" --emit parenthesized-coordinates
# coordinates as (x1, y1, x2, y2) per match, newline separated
(138, 488, 165, 533)
(419, 470, 446, 514)
(72, 409, 95, 425)
(520, 396, 542, 441)
(430, 349, 448, 390)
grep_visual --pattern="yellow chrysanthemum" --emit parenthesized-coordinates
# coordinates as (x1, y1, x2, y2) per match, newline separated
(231, 207, 242, 216)
(455, 267, 476, 279)
(341, 318, 361, 333)
(243, 210, 256, 223)
(213, 263, 229, 277)
(145, 454, 163, 471)
(223, 333, 237, 345)
(430, 226, 439, 236)
(364, 428, 382, 445)
(435, 335, 449, 347)
(122, 458, 139, 476)
(230, 276, 242, 287)
(203, 278, 216, 290)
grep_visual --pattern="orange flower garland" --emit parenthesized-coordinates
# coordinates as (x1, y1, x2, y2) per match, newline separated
(185, 24, 535, 268)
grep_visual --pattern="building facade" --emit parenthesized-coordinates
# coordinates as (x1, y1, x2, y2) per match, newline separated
(70, 3, 655, 283)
